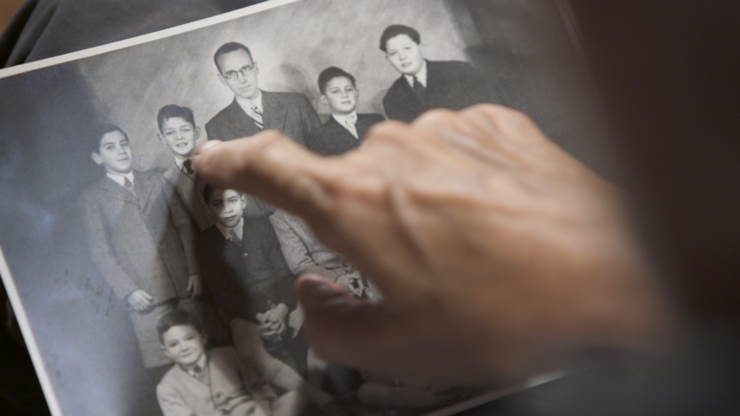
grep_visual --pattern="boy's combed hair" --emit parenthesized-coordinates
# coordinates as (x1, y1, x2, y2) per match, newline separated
(202, 183, 244, 205)
(213, 42, 253, 73)
(156, 309, 204, 343)
(90, 123, 129, 153)
(157, 105, 196, 133)
(318, 67, 356, 95)
(379, 24, 421, 53)
(202, 183, 219, 205)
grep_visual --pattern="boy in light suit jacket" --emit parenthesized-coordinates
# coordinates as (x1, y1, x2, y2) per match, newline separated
(81, 123, 222, 368)
(156, 310, 305, 416)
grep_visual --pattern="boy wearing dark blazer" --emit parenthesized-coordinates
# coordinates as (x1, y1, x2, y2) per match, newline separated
(379, 24, 496, 123)
(196, 185, 309, 372)
(306, 67, 385, 156)
(81, 124, 218, 368)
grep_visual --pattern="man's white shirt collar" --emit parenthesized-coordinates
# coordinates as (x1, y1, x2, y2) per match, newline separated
(107, 171, 135, 188)
(332, 111, 359, 139)
(236, 90, 264, 119)
(216, 217, 244, 241)
(405, 60, 428, 88)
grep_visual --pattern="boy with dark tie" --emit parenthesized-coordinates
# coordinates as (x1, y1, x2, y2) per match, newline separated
(196, 185, 302, 370)
(81, 124, 220, 369)
(156, 310, 280, 416)
(306, 67, 385, 156)
(196, 185, 337, 410)
(156, 104, 215, 232)
(380, 24, 496, 123)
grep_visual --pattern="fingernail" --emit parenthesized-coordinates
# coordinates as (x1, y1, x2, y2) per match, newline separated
(193, 140, 222, 156)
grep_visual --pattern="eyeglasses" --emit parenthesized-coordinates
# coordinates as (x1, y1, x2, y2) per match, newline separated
(222, 63, 256, 81)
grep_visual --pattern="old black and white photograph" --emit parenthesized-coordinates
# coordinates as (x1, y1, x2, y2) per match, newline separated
(0, 0, 614, 415)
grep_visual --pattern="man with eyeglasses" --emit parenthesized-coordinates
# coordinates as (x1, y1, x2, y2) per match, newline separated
(205, 42, 321, 146)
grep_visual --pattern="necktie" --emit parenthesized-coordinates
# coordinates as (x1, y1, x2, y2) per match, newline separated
(123, 177, 136, 196)
(413, 76, 426, 100)
(345, 114, 359, 139)
(229, 229, 242, 245)
(252, 105, 264, 130)
(182, 159, 194, 175)
(188, 365, 210, 385)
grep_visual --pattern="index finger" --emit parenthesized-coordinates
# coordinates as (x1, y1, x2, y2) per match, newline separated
(191, 131, 337, 219)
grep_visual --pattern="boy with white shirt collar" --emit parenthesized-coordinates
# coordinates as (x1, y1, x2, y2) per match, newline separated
(156, 309, 279, 416)
(81, 123, 223, 369)
(306, 67, 385, 157)
(379, 24, 496, 123)
(156, 104, 215, 232)
(196, 185, 305, 369)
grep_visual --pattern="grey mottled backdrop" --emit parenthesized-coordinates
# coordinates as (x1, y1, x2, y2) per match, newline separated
(80, 0, 477, 171)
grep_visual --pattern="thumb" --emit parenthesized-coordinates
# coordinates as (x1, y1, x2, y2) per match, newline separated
(296, 274, 399, 372)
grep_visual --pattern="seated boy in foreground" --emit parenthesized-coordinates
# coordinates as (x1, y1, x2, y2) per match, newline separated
(156, 310, 302, 416)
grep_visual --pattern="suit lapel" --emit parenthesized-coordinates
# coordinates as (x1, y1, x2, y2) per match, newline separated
(162, 165, 179, 184)
(225, 99, 261, 139)
(327, 116, 357, 143)
(356, 114, 379, 140)
(100, 176, 138, 206)
(398, 74, 427, 113)
(240, 220, 251, 258)
(134, 171, 159, 217)
(262, 91, 286, 132)
(424, 60, 441, 102)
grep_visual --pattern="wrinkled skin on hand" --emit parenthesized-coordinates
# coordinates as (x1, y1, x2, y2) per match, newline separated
(192, 105, 672, 383)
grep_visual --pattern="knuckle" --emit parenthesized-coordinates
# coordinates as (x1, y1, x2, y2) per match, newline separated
(489, 105, 533, 127)
(362, 121, 419, 150)
(470, 104, 537, 135)
(414, 108, 458, 126)
(254, 129, 287, 142)
(363, 120, 407, 144)
(234, 134, 287, 174)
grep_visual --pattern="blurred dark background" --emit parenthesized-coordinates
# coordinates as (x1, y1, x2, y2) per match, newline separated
(1, 3, 48, 416)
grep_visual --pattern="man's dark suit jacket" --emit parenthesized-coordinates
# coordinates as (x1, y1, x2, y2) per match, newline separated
(81, 170, 198, 303)
(196, 216, 296, 324)
(382, 60, 495, 123)
(306, 113, 385, 156)
(205, 91, 321, 146)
